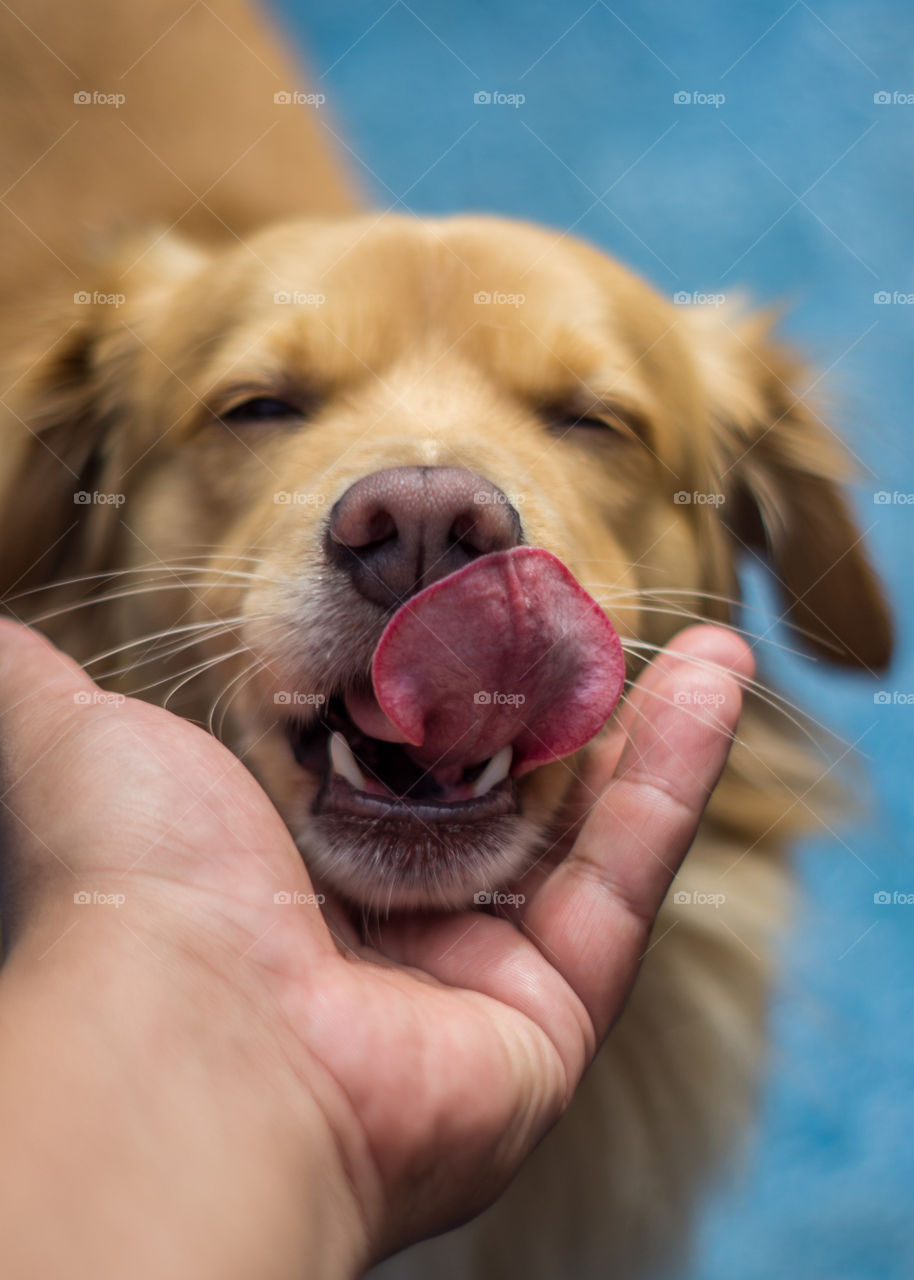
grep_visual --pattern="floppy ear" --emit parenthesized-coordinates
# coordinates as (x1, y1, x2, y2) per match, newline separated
(0, 234, 206, 606)
(685, 306, 893, 673)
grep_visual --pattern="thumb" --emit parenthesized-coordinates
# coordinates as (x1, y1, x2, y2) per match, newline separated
(0, 621, 115, 931)
(0, 620, 101, 764)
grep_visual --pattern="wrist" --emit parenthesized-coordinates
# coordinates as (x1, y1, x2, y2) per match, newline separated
(0, 901, 370, 1280)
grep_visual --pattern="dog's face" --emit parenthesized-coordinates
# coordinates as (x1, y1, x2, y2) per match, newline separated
(0, 215, 892, 908)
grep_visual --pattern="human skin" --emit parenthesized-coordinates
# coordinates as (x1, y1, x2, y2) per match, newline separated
(0, 619, 751, 1278)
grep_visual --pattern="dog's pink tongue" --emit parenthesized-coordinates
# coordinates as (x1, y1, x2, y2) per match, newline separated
(362, 547, 625, 779)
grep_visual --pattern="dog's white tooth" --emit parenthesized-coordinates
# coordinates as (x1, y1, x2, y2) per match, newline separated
(472, 745, 513, 798)
(329, 731, 367, 791)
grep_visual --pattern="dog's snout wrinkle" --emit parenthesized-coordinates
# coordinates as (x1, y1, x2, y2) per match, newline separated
(326, 465, 521, 608)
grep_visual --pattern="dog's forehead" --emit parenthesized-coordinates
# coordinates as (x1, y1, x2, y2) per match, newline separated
(210, 215, 687, 402)
(249, 215, 654, 321)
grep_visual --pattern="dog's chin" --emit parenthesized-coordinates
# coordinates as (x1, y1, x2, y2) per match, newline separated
(233, 694, 561, 911)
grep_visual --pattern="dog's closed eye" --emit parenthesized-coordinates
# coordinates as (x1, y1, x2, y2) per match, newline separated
(543, 400, 649, 444)
(219, 396, 305, 424)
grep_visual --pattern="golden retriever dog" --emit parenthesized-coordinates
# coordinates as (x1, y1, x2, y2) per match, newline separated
(0, 1, 892, 1276)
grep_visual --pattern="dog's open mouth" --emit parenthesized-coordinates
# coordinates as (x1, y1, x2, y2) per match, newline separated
(279, 548, 626, 906)
(288, 694, 518, 820)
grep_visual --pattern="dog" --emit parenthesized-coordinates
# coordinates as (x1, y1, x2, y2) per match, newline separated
(0, 1, 892, 1276)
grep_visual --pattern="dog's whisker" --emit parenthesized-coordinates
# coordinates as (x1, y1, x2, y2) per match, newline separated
(90, 620, 275, 684)
(587, 583, 746, 608)
(2, 559, 278, 606)
(151, 644, 256, 710)
(603, 602, 812, 662)
(617, 638, 846, 751)
(614, 685, 824, 807)
(211, 653, 274, 742)
(25, 581, 274, 627)
(84, 615, 259, 667)
(587, 582, 852, 660)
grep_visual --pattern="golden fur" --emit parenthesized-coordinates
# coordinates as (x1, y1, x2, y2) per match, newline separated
(0, 2, 892, 1276)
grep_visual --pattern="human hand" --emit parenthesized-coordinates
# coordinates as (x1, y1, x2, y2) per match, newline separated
(0, 619, 751, 1277)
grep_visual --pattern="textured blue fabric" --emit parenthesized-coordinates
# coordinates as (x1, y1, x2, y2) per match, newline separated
(272, 3, 914, 1274)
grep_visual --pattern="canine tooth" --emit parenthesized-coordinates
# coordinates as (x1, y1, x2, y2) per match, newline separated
(329, 731, 367, 791)
(472, 745, 513, 798)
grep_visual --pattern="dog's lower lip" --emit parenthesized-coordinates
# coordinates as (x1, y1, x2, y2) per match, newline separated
(314, 769, 518, 822)
(284, 697, 521, 823)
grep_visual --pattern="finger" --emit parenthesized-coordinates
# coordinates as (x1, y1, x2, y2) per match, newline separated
(520, 625, 753, 1042)
(0, 619, 100, 755)
(514, 623, 754, 883)
(373, 909, 596, 1090)
(0, 622, 332, 960)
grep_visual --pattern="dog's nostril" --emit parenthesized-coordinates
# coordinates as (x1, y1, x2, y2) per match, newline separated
(449, 512, 480, 550)
(364, 510, 396, 547)
(326, 466, 522, 609)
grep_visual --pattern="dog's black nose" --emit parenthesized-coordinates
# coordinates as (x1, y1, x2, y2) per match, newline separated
(326, 466, 522, 608)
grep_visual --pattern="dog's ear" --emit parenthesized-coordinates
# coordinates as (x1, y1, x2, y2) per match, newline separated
(0, 234, 206, 605)
(683, 306, 892, 673)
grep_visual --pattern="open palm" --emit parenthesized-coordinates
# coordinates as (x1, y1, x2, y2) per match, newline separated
(0, 619, 750, 1262)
